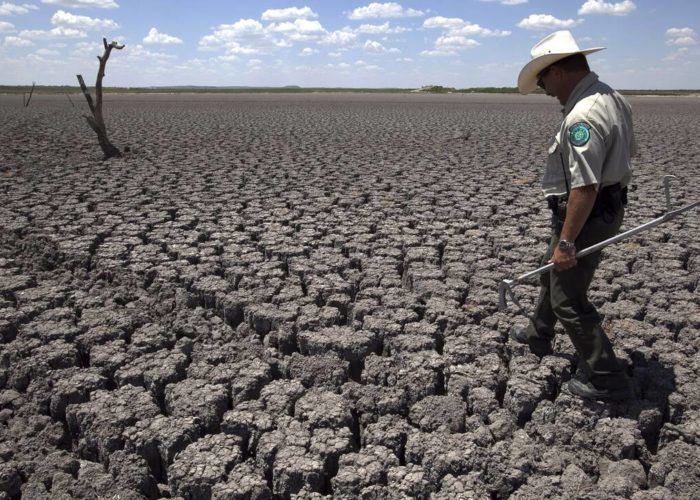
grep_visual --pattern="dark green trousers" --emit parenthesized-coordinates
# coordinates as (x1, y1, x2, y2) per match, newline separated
(525, 206, 626, 386)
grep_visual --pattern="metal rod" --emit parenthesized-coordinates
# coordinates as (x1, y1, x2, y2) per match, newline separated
(664, 175, 675, 213)
(512, 200, 699, 284)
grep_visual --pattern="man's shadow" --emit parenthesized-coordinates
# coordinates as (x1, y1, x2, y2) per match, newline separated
(581, 351, 676, 454)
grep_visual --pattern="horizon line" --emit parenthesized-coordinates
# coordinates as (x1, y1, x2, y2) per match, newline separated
(1, 84, 699, 94)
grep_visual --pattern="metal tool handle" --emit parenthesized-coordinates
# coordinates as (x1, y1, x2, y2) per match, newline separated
(512, 200, 698, 284)
(498, 175, 698, 311)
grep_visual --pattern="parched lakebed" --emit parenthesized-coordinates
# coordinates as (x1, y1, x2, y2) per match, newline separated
(0, 93, 699, 499)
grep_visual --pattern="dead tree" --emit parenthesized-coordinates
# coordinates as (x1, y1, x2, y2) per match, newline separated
(76, 38, 124, 159)
(23, 81, 35, 107)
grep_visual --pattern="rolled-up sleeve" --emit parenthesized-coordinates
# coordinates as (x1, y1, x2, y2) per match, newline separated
(562, 118, 606, 190)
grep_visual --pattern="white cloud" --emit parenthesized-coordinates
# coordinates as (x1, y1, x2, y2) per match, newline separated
(143, 27, 182, 45)
(51, 10, 119, 31)
(0, 2, 38, 15)
(261, 6, 318, 21)
(221, 18, 265, 37)
(223, 41, 263, 55)
(364, 39, 384, 52)
(358, 23, 385, 33)
(423, 16, 510, 37)
(356, 21, 409, 34)
(517, 14, 583, 30)
(0, 20, 14, 32)
(422, 16, 506, 56)
(41, 0, 119, 8)
(666, 27, 697, 46)
(423, 17, 464, 29)
(353, 59, 381, 70)
(348, 2, 424, 20)
(337, 62, 351, 69)
(268, 18, 326, 41)
(299, 46, 316, 56)
(198, 19, 269, 52)
(328, 51, 341, 57)
(435, 35, 480, 50)
(578, 0, 636, 16)
(450, 23, 510, 37)
(19, 26, 87, 39)
(363, 39, 400, 53)
(321, 29, 357, 45)
(420, 49, 457, 57)
(247, 58, 262, 68)
(199, 16, 328, 55)
(480, 0, 527, 4)
(667, 27, 695, 38)
(4, 34, 31, 45)
(667, 36, 697, 47)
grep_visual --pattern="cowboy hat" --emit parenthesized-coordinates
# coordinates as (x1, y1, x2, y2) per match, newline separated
(517, 30, 605, 95)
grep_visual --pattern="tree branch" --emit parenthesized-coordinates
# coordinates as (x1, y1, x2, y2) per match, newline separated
(82, 114, 99, 133)
(24, 81, 35, 108)
(95, 38, 124, 112)
(76, 74, 96, 115)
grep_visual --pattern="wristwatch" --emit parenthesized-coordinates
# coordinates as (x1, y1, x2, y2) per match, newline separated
(558, 239, 576, 253)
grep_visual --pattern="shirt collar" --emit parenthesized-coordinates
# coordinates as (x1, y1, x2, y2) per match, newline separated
(563, 72, 599, 116)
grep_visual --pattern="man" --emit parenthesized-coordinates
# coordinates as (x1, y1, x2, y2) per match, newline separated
(511, 31, 636, 401)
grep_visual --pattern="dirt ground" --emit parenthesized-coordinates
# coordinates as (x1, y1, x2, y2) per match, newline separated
(0, 93, 698, 499)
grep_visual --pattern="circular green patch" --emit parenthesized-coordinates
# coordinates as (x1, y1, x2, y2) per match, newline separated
(569, 122, 591, 147)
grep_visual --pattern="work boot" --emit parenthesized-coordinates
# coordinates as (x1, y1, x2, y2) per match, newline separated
(510, 324, 553, 357)
(568, 374, 634, 402)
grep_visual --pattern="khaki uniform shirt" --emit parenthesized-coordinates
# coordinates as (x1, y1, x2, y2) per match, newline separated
(542, 72, 636, 197)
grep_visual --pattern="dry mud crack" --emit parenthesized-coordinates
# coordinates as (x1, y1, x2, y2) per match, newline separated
(0, 93, 698, 499)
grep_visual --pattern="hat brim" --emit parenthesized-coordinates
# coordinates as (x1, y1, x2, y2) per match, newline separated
(517, 47, 605, 95)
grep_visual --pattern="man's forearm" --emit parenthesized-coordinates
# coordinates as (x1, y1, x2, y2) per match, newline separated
(560, 184, 598, 243)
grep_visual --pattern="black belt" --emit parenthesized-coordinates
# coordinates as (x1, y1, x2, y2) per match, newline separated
(547, 183, 628, 218)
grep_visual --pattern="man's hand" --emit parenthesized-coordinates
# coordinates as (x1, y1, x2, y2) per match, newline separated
(554, 184, 598, 272)
(550, 246, 577, 271)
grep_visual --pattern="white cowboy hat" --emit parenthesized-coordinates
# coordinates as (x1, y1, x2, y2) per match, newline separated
(517, 30, 605, 95)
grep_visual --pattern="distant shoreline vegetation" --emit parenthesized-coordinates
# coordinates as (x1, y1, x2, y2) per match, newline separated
(0, 85, 698, 96)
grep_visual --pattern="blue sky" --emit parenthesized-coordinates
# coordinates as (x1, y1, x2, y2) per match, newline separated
(1, 0, 698, 89)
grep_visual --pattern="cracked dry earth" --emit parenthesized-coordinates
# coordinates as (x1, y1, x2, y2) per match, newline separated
(0, 93, 698, 500)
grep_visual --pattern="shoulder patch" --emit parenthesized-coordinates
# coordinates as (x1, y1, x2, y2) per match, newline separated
(568, 122, 591, 147)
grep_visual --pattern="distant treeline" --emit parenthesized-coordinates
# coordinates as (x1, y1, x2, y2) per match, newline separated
(0, 85, 698, 96)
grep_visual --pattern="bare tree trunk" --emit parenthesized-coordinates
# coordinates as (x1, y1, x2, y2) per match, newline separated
(77, 38, 124, 159)
(24, 82, 35, 107)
